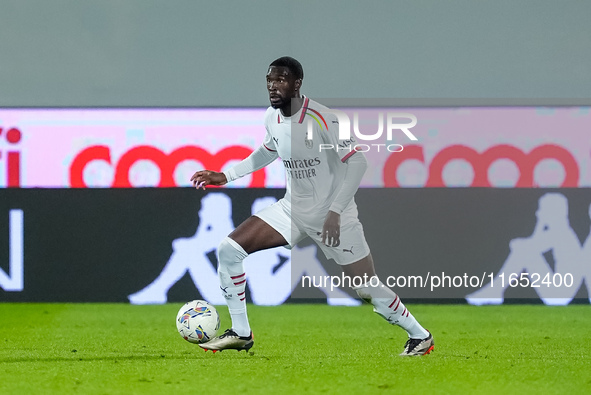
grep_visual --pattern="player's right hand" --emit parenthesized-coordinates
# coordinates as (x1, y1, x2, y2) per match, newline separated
(190, 170, 228, 190)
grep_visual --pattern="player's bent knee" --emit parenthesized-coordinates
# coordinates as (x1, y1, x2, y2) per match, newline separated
(217, 237, 249, 269)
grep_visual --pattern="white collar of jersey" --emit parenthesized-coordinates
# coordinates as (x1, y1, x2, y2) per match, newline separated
(277, 96, 309, 124)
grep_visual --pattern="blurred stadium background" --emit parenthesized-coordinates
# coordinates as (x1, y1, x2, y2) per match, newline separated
(1, 1, 590, 393)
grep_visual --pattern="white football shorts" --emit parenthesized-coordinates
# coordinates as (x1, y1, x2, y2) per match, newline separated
(254, 198, 370, 265)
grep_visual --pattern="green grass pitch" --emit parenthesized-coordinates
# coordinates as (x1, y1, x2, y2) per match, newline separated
(1, 303, 590, 394)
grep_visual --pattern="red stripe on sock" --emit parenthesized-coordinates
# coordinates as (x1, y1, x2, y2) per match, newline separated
(402, 308, 407, 316)
(406, 310, 410, 317)
(389, 296, 399, 308)
(231, 273, 245, 279)
(237, 291, 245, 296)
(394, 300, 401, 312)
(240, 297, 245, 301)
(234, 279, 246, 286)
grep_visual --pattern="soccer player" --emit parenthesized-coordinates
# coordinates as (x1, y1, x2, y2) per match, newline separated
(190, 56, 434, 356)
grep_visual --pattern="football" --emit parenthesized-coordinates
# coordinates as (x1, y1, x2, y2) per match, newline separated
(176, 300, 220, 344)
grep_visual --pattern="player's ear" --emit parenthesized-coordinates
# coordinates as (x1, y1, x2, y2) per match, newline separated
(295, 78, 302, 90)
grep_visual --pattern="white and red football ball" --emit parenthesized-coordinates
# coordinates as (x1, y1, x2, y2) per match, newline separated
(176, 300, 220, 344)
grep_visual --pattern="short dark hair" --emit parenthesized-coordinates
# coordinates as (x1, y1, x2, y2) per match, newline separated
(269, 56, 304, 80)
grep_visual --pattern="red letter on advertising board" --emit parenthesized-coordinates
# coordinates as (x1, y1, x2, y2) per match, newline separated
(383, 144, 579, 188)
(70, 145, 266, 188)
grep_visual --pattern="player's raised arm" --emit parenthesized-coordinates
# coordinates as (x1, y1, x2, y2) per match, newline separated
(190, 142, 278, 189)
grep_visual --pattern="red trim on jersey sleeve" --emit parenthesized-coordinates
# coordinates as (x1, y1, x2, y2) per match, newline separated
(263, 144, 277, 152)
(341, 144, 363, 162)
(277, 114, 280, 123)
(341, 150, 357, 163)
(297, 97, 310, 124)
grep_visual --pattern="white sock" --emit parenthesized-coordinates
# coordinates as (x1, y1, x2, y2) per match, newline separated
(217, 237, 250, 337)
(353, 276, 429, 339)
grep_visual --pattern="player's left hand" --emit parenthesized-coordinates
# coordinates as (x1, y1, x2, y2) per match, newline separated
(322, 210, 341, 247)
(190, 170, 227, 190)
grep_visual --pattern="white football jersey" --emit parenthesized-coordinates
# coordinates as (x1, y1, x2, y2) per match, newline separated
(262, 97, 360, 228)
